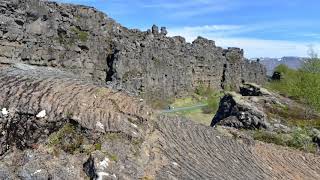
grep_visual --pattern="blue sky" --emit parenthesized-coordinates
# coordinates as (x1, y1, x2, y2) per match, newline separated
(56, 0, 320, 58)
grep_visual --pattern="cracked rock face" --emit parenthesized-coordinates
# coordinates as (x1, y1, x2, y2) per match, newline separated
(211, 93, 270, 129)
(0, 0, 267, 103)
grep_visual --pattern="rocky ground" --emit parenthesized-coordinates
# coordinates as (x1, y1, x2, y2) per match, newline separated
(0, 64, 319, 180)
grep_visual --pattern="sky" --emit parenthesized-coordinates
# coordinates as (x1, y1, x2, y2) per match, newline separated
(56, 0, 320, 58)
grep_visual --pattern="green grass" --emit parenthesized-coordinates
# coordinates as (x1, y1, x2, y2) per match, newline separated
(47, 123, 84, 154)
(267, 64, 320, 112)
(166, 85, 222, 125)
(253, 129, 317, 153)
(202, 94, 220, 114)
(171, 96, 205, 108)
(266, 102, 320, 129)
(195, 85, 222, 114)
(108, 153, 118, 162)
(173, 108, 214, 126)
(95, 143, 102, 151)
(150, 98, 173, 109)
(71, 27, 88, 42)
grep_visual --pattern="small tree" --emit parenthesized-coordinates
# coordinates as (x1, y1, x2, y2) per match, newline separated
(301, 45, 320, 73)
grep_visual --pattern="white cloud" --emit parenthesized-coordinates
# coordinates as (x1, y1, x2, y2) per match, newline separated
(168, 25, 320, 58)
(141, 0, 235, 17)
(183, 25, 243, 31)
(214, 38, 319, 58)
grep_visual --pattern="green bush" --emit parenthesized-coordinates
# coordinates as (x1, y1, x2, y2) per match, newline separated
(202, 94, 220, 114)
(268, 65, 320, 111)
(301, 47, 320, 73)
(195, 84, 211, 97)
(195, 84, 221, 97)
(253, 129, 317, 153)
(253, 131, 287, 146)
(287, 128, 315, 151)
(47, 123, 84, 154)
(194, 84, 221, 114)
(71, 27, 88, 42)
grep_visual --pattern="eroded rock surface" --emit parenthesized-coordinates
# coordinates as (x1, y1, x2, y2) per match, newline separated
(0, 64, 154, 179)
(0, 64, 319, 179)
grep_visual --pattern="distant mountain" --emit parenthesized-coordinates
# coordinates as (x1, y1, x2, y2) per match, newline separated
(254, 57, 306, 76)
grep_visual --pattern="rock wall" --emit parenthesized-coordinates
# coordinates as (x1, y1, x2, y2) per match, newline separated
(0, 0, 267, 102)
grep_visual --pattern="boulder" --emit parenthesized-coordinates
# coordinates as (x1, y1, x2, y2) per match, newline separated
(211, 92, 270, 129)
(239, 83, 271, 96)
(151, 24, 159, 34)
(272, 71, 282, 80)
(160, 26, 167, 35)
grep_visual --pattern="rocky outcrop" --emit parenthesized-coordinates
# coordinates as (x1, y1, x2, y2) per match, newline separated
(0, 0, 267, 103)
(0, 64, 155, 179)
(211, 82, 320, 132)
(0, 64, 319, 179)
(211, 92, 270, 129)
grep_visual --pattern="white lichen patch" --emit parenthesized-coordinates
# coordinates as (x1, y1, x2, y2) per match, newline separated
(36, 110, 46, 118)
(1, 108, 8, 115)
(130, 123, 138, 128)
(99, 158, 110, 169)
(32, 169, 42, 175)
(172, 162, 179, 166)
(96, 121, 104, 130)
(97, 172, 110, 180)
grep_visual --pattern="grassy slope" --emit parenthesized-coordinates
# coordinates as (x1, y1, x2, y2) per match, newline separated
(168, 90, 222, 126)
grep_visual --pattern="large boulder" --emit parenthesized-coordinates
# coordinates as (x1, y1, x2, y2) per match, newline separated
(240, 83, 272, 96)
(211, 92, 270, 129)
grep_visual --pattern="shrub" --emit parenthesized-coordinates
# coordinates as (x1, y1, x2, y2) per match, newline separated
(202, 95, 220, 114)
(47, 123, 84, 154)
(195, 84, 210, 97)
(195, 83, 221, 98)
(287, 128, 313, 150)
(267, 65, 320, 111)
(194, 84, 221, 114)
(253, 129, 317, 153)
(71, 27, 88, 42)
(301, 46, 320, 73)
(253, 131, 287, 146)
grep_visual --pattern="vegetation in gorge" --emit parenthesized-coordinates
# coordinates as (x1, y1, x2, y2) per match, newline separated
(168, 85, 222, 125)
(267, 58, 320, 112)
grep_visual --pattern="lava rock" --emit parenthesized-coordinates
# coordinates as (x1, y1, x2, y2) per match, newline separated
(160, 26, 167, 35)
(272, 72, 282, 80)
(83, 155, 98, 180)
(151, 24, 159, 34)
(211, 93, 270, 129)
